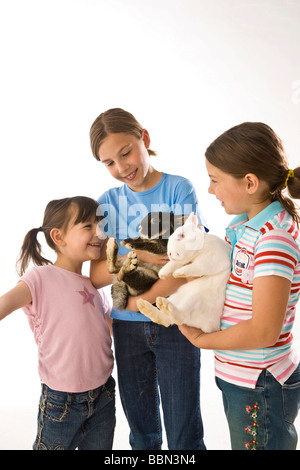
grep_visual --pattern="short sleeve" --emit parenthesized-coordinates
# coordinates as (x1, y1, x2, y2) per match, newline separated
(254, 229, 300, 282)
(98, 288, 110, 315)
(18, 268, 42, 343)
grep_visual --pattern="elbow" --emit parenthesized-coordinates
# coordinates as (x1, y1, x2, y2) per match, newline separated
(256, 328, 281, 349)
(264, 332, 281, 348)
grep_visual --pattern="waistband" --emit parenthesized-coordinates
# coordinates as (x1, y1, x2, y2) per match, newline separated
(41, 375, 114, 402)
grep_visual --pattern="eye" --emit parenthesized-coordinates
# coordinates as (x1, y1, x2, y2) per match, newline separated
(122, 149, 131, 158)
(177, 233, 185, 240)
(122, 144, 133, 157)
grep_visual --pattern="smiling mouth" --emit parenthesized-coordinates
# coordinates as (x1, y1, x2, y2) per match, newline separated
(123, 169, 137, 181)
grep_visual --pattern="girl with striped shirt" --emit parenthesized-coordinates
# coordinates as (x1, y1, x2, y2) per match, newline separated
(180, 122, 300, 450)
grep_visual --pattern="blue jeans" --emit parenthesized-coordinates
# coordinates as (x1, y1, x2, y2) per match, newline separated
(33, 376, 116, 450)
(216, 364, 300, 450)
(112, 320, 206, 450)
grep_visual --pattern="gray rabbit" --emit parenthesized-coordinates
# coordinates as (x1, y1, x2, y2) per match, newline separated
(106, 212, 187, 310)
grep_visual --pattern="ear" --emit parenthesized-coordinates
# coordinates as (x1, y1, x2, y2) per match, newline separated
(141, 129, 150, 149)
(185, 212, 198, 227)
(50, 228, 66, 247)
(244, 173, 259, 194)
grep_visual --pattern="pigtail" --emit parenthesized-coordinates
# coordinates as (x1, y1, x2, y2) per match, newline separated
(274, 166, 300, 225)
(286, 166, 300, 200)
(16, 227, 52, 276)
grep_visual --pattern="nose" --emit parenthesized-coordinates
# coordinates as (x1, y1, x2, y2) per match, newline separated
(116, 160, 129, 175)
(208, 182, 214, 195)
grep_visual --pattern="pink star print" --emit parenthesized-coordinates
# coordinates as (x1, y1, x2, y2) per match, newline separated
(78, 286, 95, 307)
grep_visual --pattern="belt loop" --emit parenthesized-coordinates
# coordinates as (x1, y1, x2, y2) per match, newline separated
(67, 392, 73, 404)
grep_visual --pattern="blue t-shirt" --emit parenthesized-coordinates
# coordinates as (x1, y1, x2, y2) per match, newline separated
(98, 172, 207, 321)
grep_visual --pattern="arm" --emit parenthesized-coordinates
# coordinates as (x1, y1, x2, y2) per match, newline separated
(90, 238, 113, 288)
(179, 275, 291, 350)
(0, 281, 32, 321)
(90, 259, 113, 289)
(126, 276, 186, 311)
(134, 250, 169, 265)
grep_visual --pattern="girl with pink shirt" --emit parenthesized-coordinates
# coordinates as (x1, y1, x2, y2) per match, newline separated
(0, 196, 115, 450)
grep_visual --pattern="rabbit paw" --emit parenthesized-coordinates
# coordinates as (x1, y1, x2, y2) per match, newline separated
(117, 252, 138, 280)
(137, 299, 171, 327)
(106, 237, 119, 273)
(156, 297, 183, 325)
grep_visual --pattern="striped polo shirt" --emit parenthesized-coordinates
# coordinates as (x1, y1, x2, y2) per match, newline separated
(214, 201, 300, 388)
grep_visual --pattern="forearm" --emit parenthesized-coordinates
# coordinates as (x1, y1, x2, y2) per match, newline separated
(90, 259, 113, 288)
(126, 277, 186, 311)
(180, 276, 290, 351)
(179, 318, 278, 351)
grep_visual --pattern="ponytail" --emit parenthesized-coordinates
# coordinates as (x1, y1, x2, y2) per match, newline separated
(16, 227, 52, 276)
(271, 166, 300, 224)
(205, 122, 300, 225)
(90, 108, 157, 160)
(285, 166, 300, 200)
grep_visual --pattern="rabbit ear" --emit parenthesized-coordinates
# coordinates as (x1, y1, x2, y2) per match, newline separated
(185, 212, 197, 227)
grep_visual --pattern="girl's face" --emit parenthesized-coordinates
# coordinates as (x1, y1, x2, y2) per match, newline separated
(97, 131, 155, 192)
(205, 159, 250, 216)
(64, 219, 101, 260)
(54, 216, 102, 273)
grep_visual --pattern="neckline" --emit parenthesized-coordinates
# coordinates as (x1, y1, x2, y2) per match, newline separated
(228, 201, 284, 231)
(124, 172, 165, 196)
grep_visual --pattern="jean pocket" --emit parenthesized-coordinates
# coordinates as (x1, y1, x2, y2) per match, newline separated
(103, 376, 116, 403)
(282, 365, 300, 424)
(41, 390, 70, 423)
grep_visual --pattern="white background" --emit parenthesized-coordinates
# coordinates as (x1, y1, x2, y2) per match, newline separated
(0, 0, 299, 450)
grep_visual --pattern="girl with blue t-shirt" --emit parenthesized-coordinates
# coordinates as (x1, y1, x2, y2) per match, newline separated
(89, 108, 207, 450)
(180, 122, 300, 450)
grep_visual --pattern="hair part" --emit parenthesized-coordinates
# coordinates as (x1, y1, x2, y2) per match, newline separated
(205, 122, 300, 224)
(16, 196, 100, 276)
(89, 107, 157, 161)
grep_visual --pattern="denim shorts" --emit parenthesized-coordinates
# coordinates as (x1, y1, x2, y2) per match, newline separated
(33, 375, 116, 450)
(216, 364, 300, 450)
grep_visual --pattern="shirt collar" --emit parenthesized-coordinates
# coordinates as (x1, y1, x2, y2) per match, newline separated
(225, 201, 284, 255)
(227, 200, 284, 231)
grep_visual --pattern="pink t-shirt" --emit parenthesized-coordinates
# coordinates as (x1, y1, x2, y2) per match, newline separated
(20, 265, 113, 393)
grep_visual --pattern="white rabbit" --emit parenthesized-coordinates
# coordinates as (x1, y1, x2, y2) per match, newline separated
(137, 213, 231, 332)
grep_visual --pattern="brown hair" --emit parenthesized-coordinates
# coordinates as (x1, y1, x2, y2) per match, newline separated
(205, 122, 300, 224)
(17, 196, 99, 275)
(89, 108, 157, 161)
